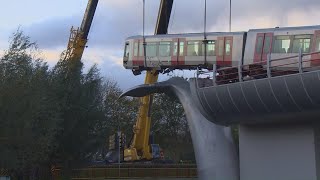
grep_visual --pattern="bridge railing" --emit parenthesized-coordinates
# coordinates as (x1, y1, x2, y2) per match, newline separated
(196, 50, 320, 88)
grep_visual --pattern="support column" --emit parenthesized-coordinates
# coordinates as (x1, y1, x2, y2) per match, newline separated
(239, 123, 319, 180)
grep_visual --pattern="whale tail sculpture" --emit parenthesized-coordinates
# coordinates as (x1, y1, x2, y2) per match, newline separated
(121, 77, 239, 180)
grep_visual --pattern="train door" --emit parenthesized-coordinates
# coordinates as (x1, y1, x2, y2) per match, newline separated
(253, 33, 273, 63)
(311, 30, 320, 66)
(217, 36, 233, 66)
(171, 38, 186, 66)
(132, 39, 144, 66)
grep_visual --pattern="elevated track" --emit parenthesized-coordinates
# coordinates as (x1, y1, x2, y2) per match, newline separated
(195, 51, 320, 125)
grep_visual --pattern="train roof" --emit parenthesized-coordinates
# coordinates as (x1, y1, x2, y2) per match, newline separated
(125, 25, 320, 41)
(248, 25, 320, 33)
(126, 31, 246, 40)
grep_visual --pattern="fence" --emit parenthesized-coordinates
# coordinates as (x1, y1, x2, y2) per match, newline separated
(53, 164, 197, 180)
(196, 50, 320, 87)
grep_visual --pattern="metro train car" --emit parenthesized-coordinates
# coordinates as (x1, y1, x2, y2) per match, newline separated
(244, 25, 320, 72)
(123, 25, 320, 77)
(123, 32, 246, 75)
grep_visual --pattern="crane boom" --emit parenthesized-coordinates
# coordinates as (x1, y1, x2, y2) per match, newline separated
(155, 0, 174, 35)
(62, 0, 98, 62)
(80, 0, 99, 39)
(124, 0, 174, 162)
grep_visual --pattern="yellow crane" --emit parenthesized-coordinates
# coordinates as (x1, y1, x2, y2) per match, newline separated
(123, 0, 174, 162)
(51, 0, 99, 173)
(62, 0, 98, 62)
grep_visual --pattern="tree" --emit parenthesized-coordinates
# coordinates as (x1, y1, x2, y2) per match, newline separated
(102, 80, 139, 149)
(0, 29, 111, 178)
(50, 54, 107, 170)
(151, 93, 195, 162)
(0, 29, 61, 179)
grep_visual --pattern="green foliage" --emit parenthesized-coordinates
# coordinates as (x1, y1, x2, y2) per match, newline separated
(50, 61, 106, 163)
(151, 94, 195, 162)
(0, 29, 108, 176)
(103, 80, 139, 141)
(0, 29, 61, 178)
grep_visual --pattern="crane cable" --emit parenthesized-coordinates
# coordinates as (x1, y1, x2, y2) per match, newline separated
(143, 0, 147, 67)
(229, 0, 232, 32)
(169, 1, 176, 33)
(203, 0, 207, 65)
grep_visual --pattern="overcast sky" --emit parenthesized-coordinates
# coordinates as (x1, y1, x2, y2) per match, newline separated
(0, 0, 319, 89)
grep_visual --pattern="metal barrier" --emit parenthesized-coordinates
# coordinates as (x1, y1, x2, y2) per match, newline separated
(0, 169, 9, 177)
(53, 164, 197, 180)
(0, 168, 53, 180)
(196, 50, 320, 88)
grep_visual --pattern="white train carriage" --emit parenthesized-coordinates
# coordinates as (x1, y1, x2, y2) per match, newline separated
(244, 25, 320, 73)
(123, 32, 246, 75)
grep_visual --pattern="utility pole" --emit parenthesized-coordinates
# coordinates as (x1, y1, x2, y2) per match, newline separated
(204, 0, 207, 64)
(118, 129, 121, 177)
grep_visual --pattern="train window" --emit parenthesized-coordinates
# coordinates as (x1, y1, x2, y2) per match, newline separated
(256, 36, 264, 54)
(263, 36, 272, 54)
(159, 42, 171, 57)
(316, 37, 320, 51)
(139, 42, 144, 56)
(187, 41, 200, 56)
(218, 39, 224, 56)
(179, 42, 184, 56)
(292, 35, 312, 53)
(273, 36, 291, 53)
(202, 41, 215, 56)
(225, 40, 231, 55)
(146, 42, 157, 57)
(124, 42, 130, 57)
(134, 42, 138, 56)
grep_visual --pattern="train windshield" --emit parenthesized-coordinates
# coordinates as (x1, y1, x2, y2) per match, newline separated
(124, 42, 129, 57)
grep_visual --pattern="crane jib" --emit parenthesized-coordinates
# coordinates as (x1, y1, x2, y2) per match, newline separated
(80, 0, 99, 39)
(155, 0, 174, 35)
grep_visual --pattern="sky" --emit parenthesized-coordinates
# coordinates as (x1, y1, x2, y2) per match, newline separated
(0, 0, 319, 89)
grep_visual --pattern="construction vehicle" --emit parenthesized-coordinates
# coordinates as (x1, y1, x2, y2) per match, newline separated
(59, 0, 173, 164)
(122, 0, 174, 162)
(61, 0, 98, 62)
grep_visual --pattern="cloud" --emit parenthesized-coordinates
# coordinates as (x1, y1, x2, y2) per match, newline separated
(0, 0, 87, 28)
(22, 0, 320, 50)
(22, 0, 159, 50)
(38, 46, 64, 65)
(24, 16, 80, 49)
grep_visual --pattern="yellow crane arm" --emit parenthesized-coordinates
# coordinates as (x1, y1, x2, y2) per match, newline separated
(124, 0, 174, 161)
(62, 0, 98, 62)
(126, 69, 159, 160)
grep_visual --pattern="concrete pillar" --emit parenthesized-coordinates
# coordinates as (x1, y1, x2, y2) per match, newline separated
(239, 123, 319, 180)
